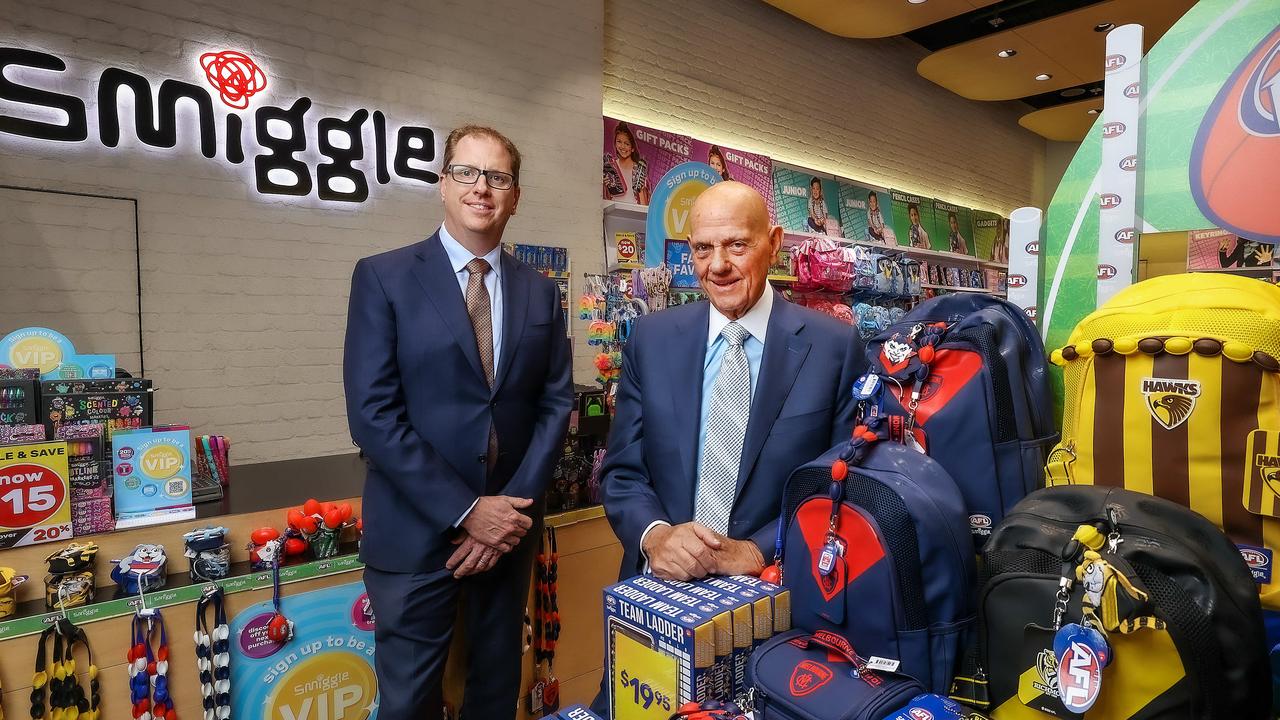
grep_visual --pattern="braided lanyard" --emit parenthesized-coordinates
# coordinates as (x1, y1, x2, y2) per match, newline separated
(32, 619, 101, 720)
(534, 527, 561, 684)
(129, 610, 176, 720)
(195, 589, 231, 720)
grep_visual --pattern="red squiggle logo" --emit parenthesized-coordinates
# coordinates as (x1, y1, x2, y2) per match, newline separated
(199, 50, 267, 109)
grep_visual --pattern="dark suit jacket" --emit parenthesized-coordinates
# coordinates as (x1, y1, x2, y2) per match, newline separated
(343, 233, 573, 572)
(601, 292, 865, 577)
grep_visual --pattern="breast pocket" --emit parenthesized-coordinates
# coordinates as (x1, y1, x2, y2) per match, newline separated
(768, 405, 833, 436)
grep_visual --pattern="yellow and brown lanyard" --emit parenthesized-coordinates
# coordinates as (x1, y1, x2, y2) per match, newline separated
(31, 618, 101, 720)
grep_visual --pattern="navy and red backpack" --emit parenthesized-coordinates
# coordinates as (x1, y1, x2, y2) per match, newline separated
(862, 294, 1057, 547)
(751, 432, 976, 702)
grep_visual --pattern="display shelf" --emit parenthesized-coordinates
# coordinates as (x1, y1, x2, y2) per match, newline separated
(981, 260, 1009, 269)
(781, 231, 991, 266)
(0, 546, 364, 641)
(546, 504, 605, 528)
(543, 270, 572, 280)
(922, 283, 995, 294)
(603, 199, 648, 221)
(1189, 266, 1273, 274)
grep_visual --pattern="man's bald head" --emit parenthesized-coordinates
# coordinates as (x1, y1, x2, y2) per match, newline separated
(688, 181, 783, 321)
(690, 181, 771, 237)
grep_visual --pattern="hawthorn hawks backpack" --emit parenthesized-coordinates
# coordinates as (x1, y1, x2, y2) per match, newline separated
(863, 294, 1058, 546)
(754, 433, 975, 699)
(1045, 273, 1280, 612)
(956, 485, 1268, 718)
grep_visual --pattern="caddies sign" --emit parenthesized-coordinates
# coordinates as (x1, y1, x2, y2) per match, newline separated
(0, 46, 439, 203)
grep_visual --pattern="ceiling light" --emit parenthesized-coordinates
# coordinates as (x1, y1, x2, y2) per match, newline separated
(1035, 73, 1053, 81)
(1094, 22, 1115, 32)
(908, 0, 929, 4)
(1061, 88, 1085, 98)
(997, 49, 1018, 58)
(1087, 108, 1101, 115)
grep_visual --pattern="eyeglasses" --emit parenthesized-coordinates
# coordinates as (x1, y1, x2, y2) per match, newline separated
(445, 164, 516, 190)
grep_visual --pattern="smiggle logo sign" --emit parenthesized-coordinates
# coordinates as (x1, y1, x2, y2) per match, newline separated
(140, 444, 184, 479)
(1190, 27, 1280, 243)
(0, 46, 439, 204)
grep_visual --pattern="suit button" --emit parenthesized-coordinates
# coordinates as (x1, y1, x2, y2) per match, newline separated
(490, 400, 498, 408)
(477, 455, 487, 463)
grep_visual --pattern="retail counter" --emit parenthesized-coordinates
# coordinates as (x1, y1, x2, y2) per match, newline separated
(0, 452, 620, 719)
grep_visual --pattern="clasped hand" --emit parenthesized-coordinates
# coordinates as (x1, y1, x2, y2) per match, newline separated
(641, 522, 765, 581)
(446, 495, 533, 578)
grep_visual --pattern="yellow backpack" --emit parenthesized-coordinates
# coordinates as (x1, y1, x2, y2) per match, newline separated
(1046, 273, 1280, 609)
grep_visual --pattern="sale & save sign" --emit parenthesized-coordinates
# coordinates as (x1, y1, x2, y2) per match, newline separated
(0, 441, 73, 548)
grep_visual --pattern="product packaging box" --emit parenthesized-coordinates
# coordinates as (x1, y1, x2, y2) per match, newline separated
(664, 578, 754, 702)
(548, 705, 604, 720)
(699, 575, 793, 707)
(0, 376, 39, 428)
(718, 574, 793, 638)
(605, 575, 735, 719)
(41, 379, 153, 440)
(112, 426, 195, 528)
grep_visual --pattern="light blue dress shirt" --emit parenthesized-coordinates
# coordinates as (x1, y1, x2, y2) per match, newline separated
(639, 289, 774, 561)
(438, 223, 504, 527)
(438, 223, 503, 374)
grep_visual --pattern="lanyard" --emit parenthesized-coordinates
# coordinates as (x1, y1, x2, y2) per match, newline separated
(129, 609, 175, 720)
(195, 588, 231, 720)
(34, 618, 102, 720)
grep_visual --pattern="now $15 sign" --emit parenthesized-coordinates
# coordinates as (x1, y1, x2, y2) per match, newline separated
(0, 441, 73, 548)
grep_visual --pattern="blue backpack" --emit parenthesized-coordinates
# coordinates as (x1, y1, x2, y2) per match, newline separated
(766, 438, 976, 694)
(863, 294, 1057, 547)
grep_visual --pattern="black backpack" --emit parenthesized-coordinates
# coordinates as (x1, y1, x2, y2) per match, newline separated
(957, 485, 1268, 718)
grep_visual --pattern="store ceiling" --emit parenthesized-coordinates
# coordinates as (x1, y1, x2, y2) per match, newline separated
(763, 0, 1197, 143)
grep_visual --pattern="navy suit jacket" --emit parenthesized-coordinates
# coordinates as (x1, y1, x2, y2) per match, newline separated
(602, 293, 865, 578)
(343, 233, 573, 572)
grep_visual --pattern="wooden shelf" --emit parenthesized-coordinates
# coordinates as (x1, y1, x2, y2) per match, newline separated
(981, 260, 1009, 269)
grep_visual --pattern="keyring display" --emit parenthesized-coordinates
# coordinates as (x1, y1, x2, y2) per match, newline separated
(184, 526, 231, 582)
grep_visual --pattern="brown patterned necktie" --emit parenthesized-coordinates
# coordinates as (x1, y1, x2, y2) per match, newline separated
(464, 257, 499, 473)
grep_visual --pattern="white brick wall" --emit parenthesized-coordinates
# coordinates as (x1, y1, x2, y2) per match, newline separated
(0, 0, 604, 463)
(603, 0, 1046, 214)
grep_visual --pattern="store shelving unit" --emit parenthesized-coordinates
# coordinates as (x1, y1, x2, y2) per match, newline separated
(922, 283, 995, 294)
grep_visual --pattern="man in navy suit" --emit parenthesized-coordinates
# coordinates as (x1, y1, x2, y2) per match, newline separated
(344, 125, 572, 720)
(602, 182, 864, 583)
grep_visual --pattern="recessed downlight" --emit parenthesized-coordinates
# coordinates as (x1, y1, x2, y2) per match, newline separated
(1094, 22, 1115, 32)
(908, 0, 929, 4)
(1035, 73, 1053, 81)
(1087, 108, 1101, 115)
(997, 49, 1018, 58)
(1061, 88, 1085, 98)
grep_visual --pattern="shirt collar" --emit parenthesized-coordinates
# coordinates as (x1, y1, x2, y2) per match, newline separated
(707, 287, 774, 347)
(438, 224, 503, 277)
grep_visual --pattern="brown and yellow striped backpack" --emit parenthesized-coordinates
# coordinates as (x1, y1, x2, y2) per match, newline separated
(1045, 272, 1280, 610)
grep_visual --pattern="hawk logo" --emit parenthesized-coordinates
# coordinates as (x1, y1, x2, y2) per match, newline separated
(1141, 377, 1201, 429)
(1258, 454, 1280, 498)
(789, 660, 833, 697)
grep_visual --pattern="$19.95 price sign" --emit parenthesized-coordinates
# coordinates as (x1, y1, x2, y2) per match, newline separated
(0, 442, 73, 548)
(612, 629, 677, 720)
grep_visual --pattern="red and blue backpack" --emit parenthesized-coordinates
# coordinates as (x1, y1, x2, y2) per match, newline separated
(862, 294, 1057, 547)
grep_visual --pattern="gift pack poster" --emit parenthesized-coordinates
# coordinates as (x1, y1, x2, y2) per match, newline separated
(603, 117, 692, 206)
(689, 139, 776, 222)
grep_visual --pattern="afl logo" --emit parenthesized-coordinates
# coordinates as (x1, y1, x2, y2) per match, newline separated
(1025, 241, 1039, 254)
(1119, 155, 1138, 171)
(1024, 306, 1037, 319)
(1241, 548, 1269, 568)
(910, 710, 934, 720)
(1105, 54, 1126, 71)
(1115, 227, 1136, 244)
(1124, 82, 1140, 98)
(1190, 27, 1280, 243)
(1097, 264, 1118, 279)
(1102, 121, 1126, 138)
(1099, 193, 1122, 209)
(1008, 274, 1028, 288)
(969, 514, 992, 529)
(1058, 641, 1103, 712)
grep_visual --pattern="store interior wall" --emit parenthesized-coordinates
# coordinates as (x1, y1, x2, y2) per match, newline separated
(0, 0, 604, 463)
(1043, 140, 1081, 210)
(603, 0, 1046, 216)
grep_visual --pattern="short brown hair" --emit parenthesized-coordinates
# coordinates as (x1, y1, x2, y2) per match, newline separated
(441, 124, 522, 184)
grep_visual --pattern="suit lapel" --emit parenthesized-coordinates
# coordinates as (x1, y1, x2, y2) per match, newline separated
(493, 252, 528, 394)
(669, 303, 709, 512)
(411, 234, 488, 386)
(736, 297, 809, 498)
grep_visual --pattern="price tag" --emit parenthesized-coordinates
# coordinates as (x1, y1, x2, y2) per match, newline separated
(612, 630, 678, 720)
(0, 441, 74, 547)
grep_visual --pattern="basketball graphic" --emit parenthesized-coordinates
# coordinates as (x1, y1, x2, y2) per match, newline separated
(1191, 25, 1280, 243)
